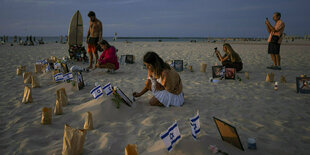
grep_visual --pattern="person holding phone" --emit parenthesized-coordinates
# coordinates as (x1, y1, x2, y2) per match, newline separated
(265, 12, 285, 70)
(215, 43, 243, 72)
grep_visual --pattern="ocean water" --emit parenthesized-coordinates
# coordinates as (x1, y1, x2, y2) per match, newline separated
(2, 36, 265, 44)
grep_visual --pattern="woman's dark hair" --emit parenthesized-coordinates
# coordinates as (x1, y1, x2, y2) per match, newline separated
(143, 51, 171, 77)
(88, 11, 96, 17)
(99, 40, 111, 49)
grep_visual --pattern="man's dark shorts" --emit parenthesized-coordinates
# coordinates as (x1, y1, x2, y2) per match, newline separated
(268, 36, 281, 54)
(88, 37, 99, 46)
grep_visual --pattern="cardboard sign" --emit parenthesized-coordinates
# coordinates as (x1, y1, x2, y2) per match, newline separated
(213, 117, 244, 151)
(116, 88, 133, 107)
(296, 77, 310, 94)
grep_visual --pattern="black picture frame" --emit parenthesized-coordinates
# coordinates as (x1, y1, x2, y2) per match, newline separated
(212, 66, 225, 78)
(213, 117, 244, 151)
(125, 55, 134, 64)
(116, 88, 132, 107)
(296, 77, 310, 94)
(76, 72, 84, 90)
(225, 68, 236, 80)
(173, 60, 183, 72)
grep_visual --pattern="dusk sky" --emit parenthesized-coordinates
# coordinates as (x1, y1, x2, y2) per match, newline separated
(0, 0, 309, 37)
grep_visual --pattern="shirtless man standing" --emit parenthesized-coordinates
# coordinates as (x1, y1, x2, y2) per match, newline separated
(87, 11, 102, 69)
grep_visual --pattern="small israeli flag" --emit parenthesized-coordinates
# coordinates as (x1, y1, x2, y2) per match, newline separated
(63, 72, 73, 81)
(90, 85, 103, 99)
(160, 121, 181, 152)
(45, 64, 51, 72)
(190, 112, 200, 140)
(41, 59, 48, 65)
(54, 62, 61, 70)
(102, 83, 113, 96)
(54, 73, 64, 82)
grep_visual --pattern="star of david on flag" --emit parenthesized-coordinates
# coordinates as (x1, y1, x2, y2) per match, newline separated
(63, 72, 73, 81)
(190, 112, 200, 140)
(160, 121, 181, 152)
(102, 83, 113, 96)
(90, 85, 103, 99)
(54, 73, 64, 82)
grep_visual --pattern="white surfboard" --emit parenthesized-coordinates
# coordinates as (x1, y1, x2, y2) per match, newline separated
(68, 10, 83, 46)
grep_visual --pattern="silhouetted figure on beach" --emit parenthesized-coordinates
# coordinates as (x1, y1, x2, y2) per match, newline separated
(265, 12, 285, 70)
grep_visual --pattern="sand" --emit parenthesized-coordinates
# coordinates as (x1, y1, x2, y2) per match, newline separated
(0, 40, 310, 155)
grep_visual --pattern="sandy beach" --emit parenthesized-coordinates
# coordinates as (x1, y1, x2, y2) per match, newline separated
(0, 40, 310, 155)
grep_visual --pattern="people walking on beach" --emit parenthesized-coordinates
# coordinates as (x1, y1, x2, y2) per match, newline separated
(215, 43, 243, 72)
(86, 11, 103, 69)
(95, 40, 119, 72)
(265, 12, 285, 70)
(133, 52, 184, 107)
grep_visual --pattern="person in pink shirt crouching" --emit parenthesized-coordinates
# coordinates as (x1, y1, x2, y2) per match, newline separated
(95, 40, 119, 72)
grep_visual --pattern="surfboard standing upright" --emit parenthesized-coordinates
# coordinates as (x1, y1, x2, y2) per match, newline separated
(68, 10, 83, 47)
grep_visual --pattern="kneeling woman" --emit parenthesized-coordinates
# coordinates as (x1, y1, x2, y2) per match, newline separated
(215, 43, 243, 72)
(95, 40, 119, 71)
(133, 52, 184, 107)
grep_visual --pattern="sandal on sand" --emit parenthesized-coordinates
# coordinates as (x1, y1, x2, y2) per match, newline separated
(266, 65, 276, 70)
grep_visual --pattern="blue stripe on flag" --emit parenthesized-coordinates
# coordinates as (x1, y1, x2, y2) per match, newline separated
(190, 115, 199, 122)
(167, 135, 181, 151)
(107, 91, 113, 96)
(90, 86, 102, 94)
(102, 83, 111, 89)
(192, 134, 197, 139)
(195, 128, 200, 134)
(94, 92, 103, 99)
(160, 123, 178, 139)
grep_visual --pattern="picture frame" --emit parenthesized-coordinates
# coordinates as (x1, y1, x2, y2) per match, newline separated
(212, 66, 225, 78)
(173, 60, 183, 72)
(213, 117, 244, 151)
(120, 55, 134, 64)
(116, 88, 133, 107)
(296, 77, 310, 94)
(225, 68, 236, 80)
(76, 72, 84, 90)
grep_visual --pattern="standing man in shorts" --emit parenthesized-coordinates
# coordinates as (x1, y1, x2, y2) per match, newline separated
(265, 12, 285, 70)
(87, 11, 102, 69)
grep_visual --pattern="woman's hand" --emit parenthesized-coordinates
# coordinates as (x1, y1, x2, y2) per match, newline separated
(133, 92, 142, 97)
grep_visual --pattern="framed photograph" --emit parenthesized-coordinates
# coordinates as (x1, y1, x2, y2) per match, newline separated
(296, 77, 310, 94)
(225, 68, 236, 80)
(212, 66, 225, 78)
(213, 117, 244, 151)
(125, 55, 134, 64)
(116, 88, 133, 107)
(120, 55, 127, 65)
(173, 60, 183, 72)
(76, 72, 84, 90)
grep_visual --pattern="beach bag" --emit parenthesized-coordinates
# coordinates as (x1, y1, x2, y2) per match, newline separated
(266, 72, 274, 82)
(34, 64, 43, 74)
(41, 107, 52, 125)
(62, 124, 87, 155)
(125, 144, 138, 155)
(54, 99, 63, 115)
(83, 112, 93, 130)
(22, 86, 32, 104)
(23, 72, 33, 84)
(57, 88, 68, 106)
(225, 68, 236, 80)
(31, 75, 40, 88)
